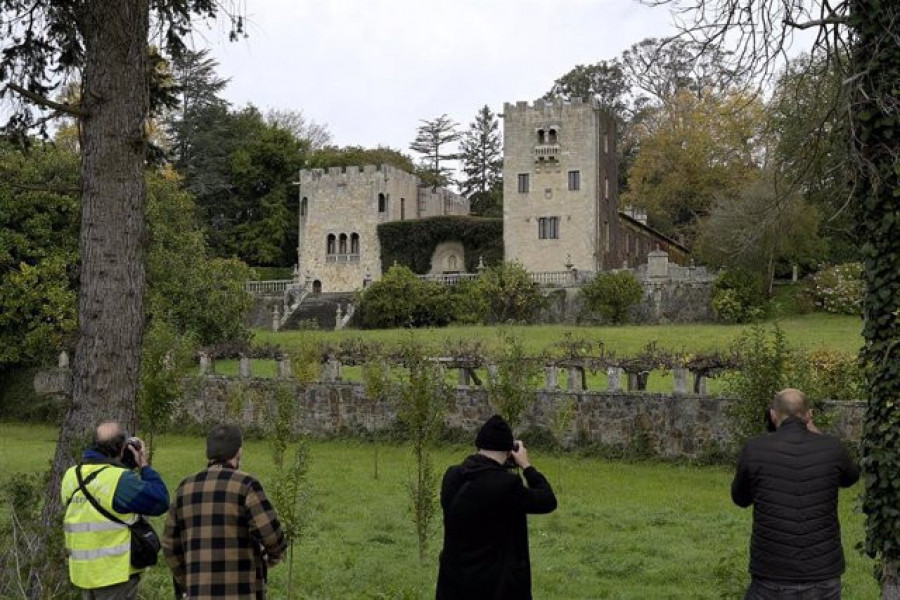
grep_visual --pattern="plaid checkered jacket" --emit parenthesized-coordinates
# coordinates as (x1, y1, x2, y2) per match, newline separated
(163, 465, 287, 599)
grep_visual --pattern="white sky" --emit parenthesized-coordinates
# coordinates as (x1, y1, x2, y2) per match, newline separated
(201, 0, 679, 154)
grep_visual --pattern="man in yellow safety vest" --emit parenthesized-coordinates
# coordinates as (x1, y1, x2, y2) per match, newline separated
(61, 421, 169, 599)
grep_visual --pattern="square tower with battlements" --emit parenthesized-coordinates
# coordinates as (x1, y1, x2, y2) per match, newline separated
(502, 98, 620, 274)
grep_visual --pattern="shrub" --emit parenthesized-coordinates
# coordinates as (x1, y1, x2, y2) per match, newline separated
(806, 262, 863, 315)
(357, 265, 453, 328)
(581, 271, 644, 323)
(791, 349, 863, 403)
(471, 261, 543, 323)
(712, 270, 766, 323)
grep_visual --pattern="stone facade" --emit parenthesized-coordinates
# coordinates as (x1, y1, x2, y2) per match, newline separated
(503, 98, 620, 272)
(179, 377, 865, 459)
(296, 165, 468, 293)
(502, 98, 684, 274)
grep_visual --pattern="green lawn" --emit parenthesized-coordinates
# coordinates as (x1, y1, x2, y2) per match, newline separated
(253, 313, 863, 356)
(0, 424, 877, 599)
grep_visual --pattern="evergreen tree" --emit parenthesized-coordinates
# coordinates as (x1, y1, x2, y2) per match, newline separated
(459, 105, 503, 216)
(409, 114, 460, 188)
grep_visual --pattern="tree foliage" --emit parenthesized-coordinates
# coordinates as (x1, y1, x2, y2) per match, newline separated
(581, 271, 644, 324)
(459, 105, 503, 217)
(409, 114, 460, 188)
(307, 145, 415, 172)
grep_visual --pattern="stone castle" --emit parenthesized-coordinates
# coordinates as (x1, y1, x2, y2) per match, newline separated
(296, 165, 467, 294)
(294, 98, 685, 293)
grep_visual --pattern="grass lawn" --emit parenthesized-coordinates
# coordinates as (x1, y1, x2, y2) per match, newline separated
(0, 424, 877, 599)
(252, 313, 863, 356)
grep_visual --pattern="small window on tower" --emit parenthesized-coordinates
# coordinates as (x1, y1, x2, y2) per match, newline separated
(568, 170, 580, 191)
(517, 173, 530, 193)
(548, 128, 558, 144)
(537, 129, 546, 144)
(378, 193, 387, 213)
(300, 197, 308, 217)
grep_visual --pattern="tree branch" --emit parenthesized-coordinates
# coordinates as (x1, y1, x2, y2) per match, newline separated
(5, 83, 88, 118)
(783, 16, 847, 30)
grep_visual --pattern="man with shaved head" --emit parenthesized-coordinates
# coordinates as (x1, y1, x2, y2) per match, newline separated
(61, 421, 169, 599)
(732, 389, 860, 599)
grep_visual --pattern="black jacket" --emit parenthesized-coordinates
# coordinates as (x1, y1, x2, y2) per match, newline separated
(436, 454, 557, 600)
(731, 417, 860, 582)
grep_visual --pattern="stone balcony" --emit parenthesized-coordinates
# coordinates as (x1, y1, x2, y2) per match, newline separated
(534, 144, 560, 161)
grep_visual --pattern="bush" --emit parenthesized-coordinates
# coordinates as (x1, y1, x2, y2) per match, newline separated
(806, 262, 863, 315)
(581, 271, 644, 323)
(471, 261, 543, 324)
(357, 265, 453, 328)
(712, 270, 766, 323)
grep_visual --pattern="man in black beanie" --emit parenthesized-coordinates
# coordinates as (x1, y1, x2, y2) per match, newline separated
(436, 415, 557, 600)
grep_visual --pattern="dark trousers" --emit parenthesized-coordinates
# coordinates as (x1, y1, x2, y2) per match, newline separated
(745, 577, 841, 600)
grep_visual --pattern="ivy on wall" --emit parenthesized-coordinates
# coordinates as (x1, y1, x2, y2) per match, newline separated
(377, 216, 503, 274)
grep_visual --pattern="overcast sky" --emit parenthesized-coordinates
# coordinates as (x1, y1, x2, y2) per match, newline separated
(202, 0, 679, 154)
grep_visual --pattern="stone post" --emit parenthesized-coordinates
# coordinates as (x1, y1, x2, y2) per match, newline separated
(606, 367, 623, 392)
(277, 355, 292, 378)
(486, 364, 498, 386)
(792, 265, 799, 282)
(335, 305, 343, 331)
(199, 352, 212, 376)
(673, 367, 688, 395)
(694, 374, 708, 395)
(323, 357, 342, 382)
(545, 366, 558, 390)
(647, 250, 669, 279)
(239, 354, 252, 379)
(58, 351, 69, 369)
(567, 367, 584, 391)
(458, 368, 471, 386)
(272, 305, 281, 332)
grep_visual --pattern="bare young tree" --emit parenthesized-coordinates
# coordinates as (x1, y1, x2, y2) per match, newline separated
(642, 0, 900, 594)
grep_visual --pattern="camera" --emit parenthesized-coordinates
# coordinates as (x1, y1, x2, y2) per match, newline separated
(121, 437, 142, 469)
(504, 442, 521, 469)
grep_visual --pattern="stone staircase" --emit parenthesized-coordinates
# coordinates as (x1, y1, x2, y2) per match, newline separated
(280, 292, 356, 330)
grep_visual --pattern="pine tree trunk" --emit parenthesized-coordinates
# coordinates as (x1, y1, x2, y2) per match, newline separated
(883, 560, 900, 600)
(40, 0, 150, 532)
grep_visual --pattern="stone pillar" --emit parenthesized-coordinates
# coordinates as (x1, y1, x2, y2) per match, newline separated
(606, 367, 623, 392)
(58, 351, 69, 369)
(545, 366, 559, 390)
(199, 352, 212, 375)
(486, 364, 498, 385)
(694, 374, 708, 395)
(323, 357, 342, 382)
(277, 355, 292, 378)
(458, 368, 471, 386)
(272, 305, 281, 332)
(647, 250, 669, 279)
(567, 367, 584, 391)
(673, 367, 688, 395)
(335, 305, 343, 331)
(792, 265, 799, 282)
(239, 355, 252, 379)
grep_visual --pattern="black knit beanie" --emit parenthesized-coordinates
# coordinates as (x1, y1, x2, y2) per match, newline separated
(475, 415, 514, 451)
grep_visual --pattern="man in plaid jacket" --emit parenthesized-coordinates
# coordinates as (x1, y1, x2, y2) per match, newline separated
(163, 425, 287, 599)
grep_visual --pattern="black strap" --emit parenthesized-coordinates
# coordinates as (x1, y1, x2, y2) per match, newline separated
(74, 464, 130, 526)
(65, 465, 110, 509)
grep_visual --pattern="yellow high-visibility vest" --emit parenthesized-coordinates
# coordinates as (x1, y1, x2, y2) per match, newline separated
(61, 464, 140, 589)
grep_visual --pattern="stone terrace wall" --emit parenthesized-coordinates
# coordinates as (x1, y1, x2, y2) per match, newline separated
(179, 378, 865, 458)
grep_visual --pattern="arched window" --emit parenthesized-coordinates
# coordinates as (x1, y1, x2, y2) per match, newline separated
(378, 193, 387, 213)
(300, 197, 308, 217)
(537, 128, 545, 144)
(339, 233, 348, 254)
(326, 234, 336, 255)
(350, 233, 360, 255)
(313, 280, 322, 294)
(548, 128, 558, 144)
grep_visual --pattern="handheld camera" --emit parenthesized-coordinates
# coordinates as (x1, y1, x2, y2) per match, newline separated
(121, 437, 142, 469)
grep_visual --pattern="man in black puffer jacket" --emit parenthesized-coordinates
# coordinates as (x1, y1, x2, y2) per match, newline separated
(732, 388, 860, 599)
(436, 415, 557, 600)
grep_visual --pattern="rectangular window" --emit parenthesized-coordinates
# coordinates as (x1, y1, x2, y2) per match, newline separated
(517, 173, 530, 193)
(567, 170, 580, 191)
(538, 217, 559, 240)
(604, 178, 609, 199)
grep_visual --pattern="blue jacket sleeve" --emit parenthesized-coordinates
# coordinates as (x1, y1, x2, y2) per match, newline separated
(113, 466, 170, 516)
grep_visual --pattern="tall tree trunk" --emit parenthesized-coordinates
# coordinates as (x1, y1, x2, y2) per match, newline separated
(850, 0, 900, 598)
(37, 0, 150, 558)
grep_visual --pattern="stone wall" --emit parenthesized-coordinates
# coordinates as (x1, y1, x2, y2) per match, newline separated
(179, 377, 865, 458)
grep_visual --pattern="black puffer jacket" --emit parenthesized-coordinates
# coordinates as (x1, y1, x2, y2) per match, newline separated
(436, 454, 557, 600)
(731, 417, 860, 582)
